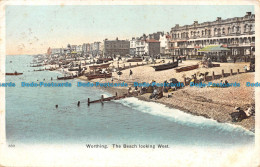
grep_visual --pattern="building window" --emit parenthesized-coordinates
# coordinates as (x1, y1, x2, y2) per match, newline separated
(228, 27, 231, 34)
(236, 26, 240, 33)
(244, 24, 248, 32)
(217, 28, 221, 35)
(232, 26, 236, 33)
(249, 25, 252, 32)
(214, 28, 217, 36)
(222, 28, 225, 34)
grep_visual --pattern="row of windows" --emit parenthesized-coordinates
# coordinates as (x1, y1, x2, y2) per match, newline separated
(172, 24, 254, 38)
(105, 45, 129, 48)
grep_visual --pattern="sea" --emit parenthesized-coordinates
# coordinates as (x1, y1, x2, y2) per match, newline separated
(5, 55, 254, 145)
(3, 55, 256, 166)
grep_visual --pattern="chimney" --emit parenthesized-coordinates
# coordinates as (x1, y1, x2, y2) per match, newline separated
(246, 12, 252, 16)
(175, 24, 179, 27)
(116, 37, 118, 40)
(194, 21, 198, 25)
(217, 17, 221, 21)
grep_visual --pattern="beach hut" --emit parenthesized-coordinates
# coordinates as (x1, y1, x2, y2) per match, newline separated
(198, 45, 230, 62)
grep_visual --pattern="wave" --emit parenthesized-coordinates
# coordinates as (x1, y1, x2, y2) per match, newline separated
(114, 97, 254, 136)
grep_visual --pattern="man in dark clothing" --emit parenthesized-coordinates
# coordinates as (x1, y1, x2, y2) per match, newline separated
(129, 69, 133, 79)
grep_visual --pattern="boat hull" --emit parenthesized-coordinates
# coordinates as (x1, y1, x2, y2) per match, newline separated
(6, 73, 23, 75)
(89, 63, 110, 70)
(152, 61, 178, 71)
(127, 58, 143, 62)
(175, 64, 199, 72)
(86, 73, 112, 80)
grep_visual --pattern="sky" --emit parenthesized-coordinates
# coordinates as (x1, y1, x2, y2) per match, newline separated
(5, 5, 254, 55)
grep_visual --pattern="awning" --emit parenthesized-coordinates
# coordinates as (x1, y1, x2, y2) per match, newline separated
(198, 45, 230, 52)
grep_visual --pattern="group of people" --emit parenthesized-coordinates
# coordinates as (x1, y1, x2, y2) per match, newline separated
(230, 106, 255, 122)
(112, 69, 133, 81)
(149, 85, 163, 100)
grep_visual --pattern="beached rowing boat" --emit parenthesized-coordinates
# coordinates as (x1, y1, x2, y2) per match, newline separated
(98, 58, 113, 62)
(86, 73, 112, 80)
(57, 75, 77, 80)
(152, 61, 178, 71)
(68, 68, 80, 71)
(126, 58, 143, 62)
(212, 64, 220, 67)
(175, 64, 199, 73)
(89, 63, 111, 70)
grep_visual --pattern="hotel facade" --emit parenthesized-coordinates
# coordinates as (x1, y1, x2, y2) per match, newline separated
(169, 12, 255, 59)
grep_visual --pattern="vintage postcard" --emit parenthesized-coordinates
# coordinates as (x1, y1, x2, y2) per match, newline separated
(0, 0, 259, 166)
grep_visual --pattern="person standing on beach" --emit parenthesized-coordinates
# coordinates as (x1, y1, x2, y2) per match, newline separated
(117, 71, 122, 80)
(129, 69, 133, 79)
(244, 65, 248, 72)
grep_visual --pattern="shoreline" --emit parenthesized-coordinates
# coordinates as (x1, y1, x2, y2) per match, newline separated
(77, 71, 255, 132)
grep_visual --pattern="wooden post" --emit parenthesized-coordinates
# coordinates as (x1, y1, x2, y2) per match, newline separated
(88, 98, 90, 106)
(230, 69, 233, 76)
(222, 69, 225, 78)
(237, 69, 240, 74)
(129, 63, 131, 67)
(183, 77, 186, 86)
(212, 71, 215, 80)
(204, 72, 207, 82)
(101, 95, 104, 104)
(115, 92, 118, 97)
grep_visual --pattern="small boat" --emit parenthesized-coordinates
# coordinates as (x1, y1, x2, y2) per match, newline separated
(127, 58, 143, 62)
(33, 69, 45, 71)
(6, 72, 23, 75)
(68, 68, 80, 71)
(152, 61, 178, 71)
(30, 64, 43, 67)
(97, 58, 113, 64)
(212, 64, 220, 67)
(175, 64, 199, 73)
(86, 73, 112, 80)
(89, 63, 111, 71)
(57, 75, 77, 80)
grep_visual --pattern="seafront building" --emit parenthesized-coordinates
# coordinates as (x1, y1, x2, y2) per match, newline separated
(130, 37, 137, 56)
(144, 39, 161, 56)
(169, 12, 255, 59)
(46, 12, 255, 60)
(103, 38, 130, 57)
(135, 37, 146, 56)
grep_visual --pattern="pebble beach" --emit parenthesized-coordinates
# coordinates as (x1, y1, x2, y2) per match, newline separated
(79, 59, 255, 132)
